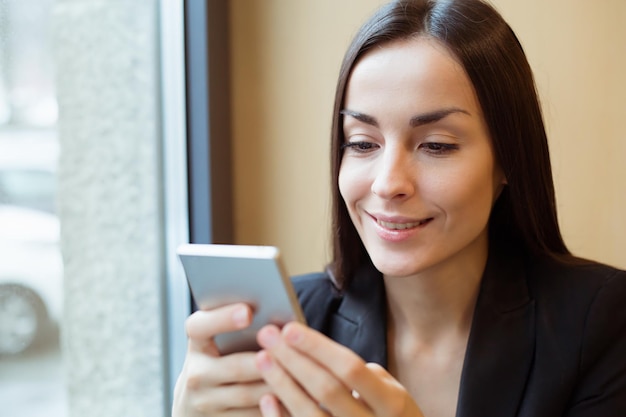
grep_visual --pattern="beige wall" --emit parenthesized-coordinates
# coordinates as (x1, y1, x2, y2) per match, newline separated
(495, 0, 626, 267)
(230, 0, 626, 275)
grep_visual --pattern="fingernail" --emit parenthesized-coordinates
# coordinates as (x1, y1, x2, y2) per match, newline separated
(258, 325, 280, 348)
(283, 324, 302, 345)
(232, 306, 249, 328)
(259, 394, 279, 416)
(256, 351, 273, 372)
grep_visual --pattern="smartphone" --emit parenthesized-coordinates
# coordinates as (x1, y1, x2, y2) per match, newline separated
(176, 243, 306, 354)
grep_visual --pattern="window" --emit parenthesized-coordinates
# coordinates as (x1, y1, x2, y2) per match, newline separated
(1, 1, 232, 415)
(0, 0, 65, 415)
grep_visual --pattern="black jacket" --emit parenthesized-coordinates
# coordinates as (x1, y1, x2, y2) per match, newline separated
(293, 250, 626, 417)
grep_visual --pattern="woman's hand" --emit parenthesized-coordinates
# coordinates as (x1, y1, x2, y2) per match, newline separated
(172, 303, 271, 417)
(254, 322, 425, 417)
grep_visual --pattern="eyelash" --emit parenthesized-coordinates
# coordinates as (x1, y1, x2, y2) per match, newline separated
(341, 141, 378, 153)
(341, 141, 459, 155)
(420, 142, 459, 155)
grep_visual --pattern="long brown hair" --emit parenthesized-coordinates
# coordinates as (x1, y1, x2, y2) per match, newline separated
(329, 0, 571, 288)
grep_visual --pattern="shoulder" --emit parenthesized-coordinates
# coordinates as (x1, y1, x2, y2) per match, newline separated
(530, 258, 626, 409)
(555, 261, 626, 359)
(528, 257, 626, 333)
(528, 258, 626, 314)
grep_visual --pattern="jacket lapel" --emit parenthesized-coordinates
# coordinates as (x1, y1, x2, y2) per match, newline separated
(456, 248, 536, 417)
(328, 263, 388, 366)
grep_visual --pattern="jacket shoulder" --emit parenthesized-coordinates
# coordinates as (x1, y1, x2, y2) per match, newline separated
(529, 259, 626, 413)
(568, 263, 626, 412)
(528, 258, 626, 309)
(527, 259, 626, 344)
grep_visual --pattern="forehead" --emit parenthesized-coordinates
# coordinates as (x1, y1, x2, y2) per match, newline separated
(345, 37, 481, 117)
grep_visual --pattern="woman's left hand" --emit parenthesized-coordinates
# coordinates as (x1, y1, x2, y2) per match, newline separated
(254, 322, 425, 417)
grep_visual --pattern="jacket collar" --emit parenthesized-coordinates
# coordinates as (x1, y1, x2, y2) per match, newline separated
(329, 262, 388, 366)
(331, 247, 536, 417)
(456, 246, 535, 417)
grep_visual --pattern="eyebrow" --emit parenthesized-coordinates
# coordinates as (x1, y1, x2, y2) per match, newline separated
(340, 107, 471, 128)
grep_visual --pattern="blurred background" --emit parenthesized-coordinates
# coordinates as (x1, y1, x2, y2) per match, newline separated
(0, 0, 65, 415)
(0, 1, 624, 416)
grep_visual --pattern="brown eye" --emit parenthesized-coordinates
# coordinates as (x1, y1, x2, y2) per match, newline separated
(419, 142, 459, 155)
(341, 141, 379, 153)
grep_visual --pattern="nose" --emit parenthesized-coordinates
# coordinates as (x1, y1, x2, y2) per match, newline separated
(370, 146, 415, 200)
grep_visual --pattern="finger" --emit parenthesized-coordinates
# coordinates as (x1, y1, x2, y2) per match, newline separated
(185, 303, 253, 354)
(190, 381, 271, 413)
(280, 322, 389, 413)
(365, 362, 393, 379)
(281, 322, 371, 383)
(256, 348, 329, 417)
(186, 351, 264, 387)
(257, 326, 370, 416)
(187, 402, 264, 417)
(362, 362, 412, 414)
(259, 394, 290, 417)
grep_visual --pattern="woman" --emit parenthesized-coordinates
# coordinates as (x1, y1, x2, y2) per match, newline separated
(174, 1, 626, 416)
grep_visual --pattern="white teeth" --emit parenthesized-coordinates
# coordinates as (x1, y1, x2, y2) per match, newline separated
(377, 219, 426, 230)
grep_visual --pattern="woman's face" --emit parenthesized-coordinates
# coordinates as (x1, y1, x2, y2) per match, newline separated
(338, 37, 505, 279)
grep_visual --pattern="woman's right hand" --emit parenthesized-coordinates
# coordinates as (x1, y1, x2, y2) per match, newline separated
(172, 303, 271, 417)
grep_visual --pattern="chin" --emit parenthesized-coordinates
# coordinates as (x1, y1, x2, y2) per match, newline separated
(366, 243, 449, 278)
(371, 257, 428, 279)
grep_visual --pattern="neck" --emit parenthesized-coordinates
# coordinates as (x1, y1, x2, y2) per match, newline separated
(383, 235, 489, 345)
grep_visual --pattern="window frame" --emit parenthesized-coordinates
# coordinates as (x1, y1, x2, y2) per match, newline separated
(160, 0, 233, 407)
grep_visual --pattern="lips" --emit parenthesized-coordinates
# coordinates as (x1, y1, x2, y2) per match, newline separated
(372, 213, 433, 231)
(376, 218, 430, 230)
(368, 213, 433, 243)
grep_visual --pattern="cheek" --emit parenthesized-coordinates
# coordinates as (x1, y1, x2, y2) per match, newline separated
(338, 166, 349, 204)
(338, 162, 368, 208)
(424, 160, 499, 219)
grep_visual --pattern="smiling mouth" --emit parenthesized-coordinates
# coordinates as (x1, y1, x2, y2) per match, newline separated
(376, 218, 432, 230)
